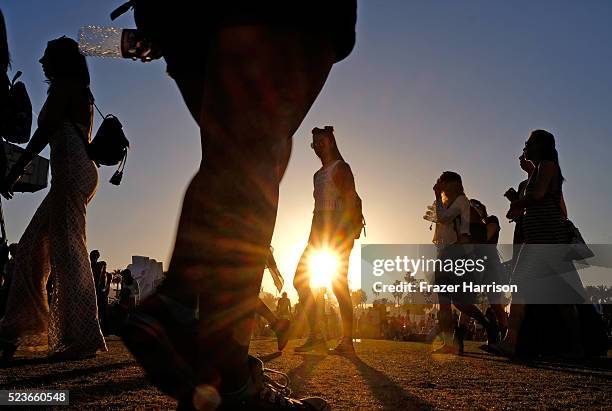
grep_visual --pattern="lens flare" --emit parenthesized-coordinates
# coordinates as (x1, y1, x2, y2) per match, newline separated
(308, 248, 339, 289)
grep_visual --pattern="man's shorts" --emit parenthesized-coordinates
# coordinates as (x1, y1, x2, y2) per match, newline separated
(133, 1, 357, 78)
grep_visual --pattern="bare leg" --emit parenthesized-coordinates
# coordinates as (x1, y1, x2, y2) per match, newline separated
(256, 299, 277, 325)
(161, 27, 334, 392)
(437, 301, 453, 342)
(490, 304, 509, 330)
(332, 247, 353, 341)
(505, 303, 525, 347)
(293, 245, 318, 338)
(453, 303, 489, 327)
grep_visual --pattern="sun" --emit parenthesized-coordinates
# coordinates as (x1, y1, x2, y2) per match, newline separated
(308, 248, 339, 289)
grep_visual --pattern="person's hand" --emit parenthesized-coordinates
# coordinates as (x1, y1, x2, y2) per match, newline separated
(506, 202, 523, 220)
(0, 168, 20, 200)
(433, 181, 443, 194)
(504, 188, 518, 202)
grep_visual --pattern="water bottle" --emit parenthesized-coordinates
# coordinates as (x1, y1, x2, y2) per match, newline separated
(78, 26, 160, 61)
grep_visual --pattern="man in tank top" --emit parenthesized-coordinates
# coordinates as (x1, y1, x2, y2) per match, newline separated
(293, 126, 363, 355)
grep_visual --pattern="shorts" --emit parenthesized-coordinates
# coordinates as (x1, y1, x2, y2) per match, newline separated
(308, 211, 355, 256)
(434, 245, 481, 304)
(133, 0, 357, 77)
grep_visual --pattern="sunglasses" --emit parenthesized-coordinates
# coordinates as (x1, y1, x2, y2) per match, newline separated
(311, 141, 325, 149)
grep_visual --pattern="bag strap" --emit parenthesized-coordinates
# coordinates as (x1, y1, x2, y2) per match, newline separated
(87, 89, 106, 120)
(70, 89, 101, 154)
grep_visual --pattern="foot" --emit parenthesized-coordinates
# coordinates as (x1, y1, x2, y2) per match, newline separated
(271, 319, 291, 352)
(294, 336, 326, 353)
(452, 326, 466, 355)
(121, 293, 198, 399)
(481, 341, 515, 358)
(47, 351, 96, 362)
(221, 356, 329, 410)
(328, 338, 355, 355)
(485, 321, 501, 344)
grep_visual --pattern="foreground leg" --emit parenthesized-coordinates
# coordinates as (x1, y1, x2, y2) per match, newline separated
(330, 244, 355, 354)
(161, 27, 335, 401)
(293, 245, 326, 352)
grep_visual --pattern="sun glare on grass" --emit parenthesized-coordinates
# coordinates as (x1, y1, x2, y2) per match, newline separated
(308, 248, 339, 289)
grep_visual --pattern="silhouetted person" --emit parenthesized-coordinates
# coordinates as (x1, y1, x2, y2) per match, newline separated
(0, 9, 10, 179)
(426, 172, 497, 354)
(0, 243, 15, 318)
(119, 269, 138, 312)
(491, 130, 588, 358)
(91, 250, 111, 335)
(293, 126, 363, 355)
(0, 37, 106, 364)
(276, 292, 291, 318)
(121, 3, 357, 409)
(470, 198, 509, 340)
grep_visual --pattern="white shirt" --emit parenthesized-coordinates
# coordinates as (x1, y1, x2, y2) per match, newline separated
(314, 160, 344, 211)
(428, 194, 470, 248)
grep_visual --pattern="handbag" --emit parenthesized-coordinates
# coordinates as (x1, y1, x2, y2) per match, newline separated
(564, 219, 594, 261)
(72, 91, 129, 186)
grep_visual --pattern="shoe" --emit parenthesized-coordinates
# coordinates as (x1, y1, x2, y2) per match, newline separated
(328, 338, 355, 355)
(271, 319, 291, 351)
(485, 321, 501, 345)
(47, 351, 96, 362)
(294, 336, 326, 353)
(452, 325, 466, 355)
(481, 341, 515, 358)
(121, 293, 198, 400)
(0, 340, 17, 367)
(220, 356, 329, 410)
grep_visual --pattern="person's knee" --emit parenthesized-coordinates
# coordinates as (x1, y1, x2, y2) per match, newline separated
(293, 272, 309, 297)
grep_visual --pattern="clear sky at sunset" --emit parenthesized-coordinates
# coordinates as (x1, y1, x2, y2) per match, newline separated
(2, 1, 612, 300)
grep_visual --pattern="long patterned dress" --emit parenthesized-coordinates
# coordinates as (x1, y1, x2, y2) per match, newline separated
(0, 118, 106, 357)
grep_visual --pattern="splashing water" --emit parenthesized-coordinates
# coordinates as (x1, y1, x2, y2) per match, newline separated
(78, 26, 123, 58)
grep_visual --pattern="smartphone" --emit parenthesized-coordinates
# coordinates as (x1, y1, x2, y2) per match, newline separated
(504, 187, 518, 202)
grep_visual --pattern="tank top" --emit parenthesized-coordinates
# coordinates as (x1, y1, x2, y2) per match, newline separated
(314, 160, 344, 211)
(522, 165, 569, 244)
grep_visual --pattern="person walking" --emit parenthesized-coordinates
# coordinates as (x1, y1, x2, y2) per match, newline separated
(120, 2, 357, 409)
(293, 126, 363, 355)
(0, 37, 106, 363)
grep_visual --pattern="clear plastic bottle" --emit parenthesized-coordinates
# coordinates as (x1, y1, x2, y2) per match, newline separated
(78, 26, 160, 61)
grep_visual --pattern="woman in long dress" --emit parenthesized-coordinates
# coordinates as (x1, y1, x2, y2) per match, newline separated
(0, 37, 105, 362)
(492, 130, 588, 358)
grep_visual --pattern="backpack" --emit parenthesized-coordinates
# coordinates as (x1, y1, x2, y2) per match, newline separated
(72, 92, 129, 185)
(1, 71, 32, 144)
(468, 205, 488, 243)
(452, 196, 487, 244)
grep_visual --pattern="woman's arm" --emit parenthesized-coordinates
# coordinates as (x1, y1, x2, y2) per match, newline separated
(511, 161, 557, 210)
(487, 222, 500, 242)
(1, 86, 68, 198)
(434, 194, 462, 224)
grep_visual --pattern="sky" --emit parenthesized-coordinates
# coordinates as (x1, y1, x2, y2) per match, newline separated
(2, 1, 612, 300)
